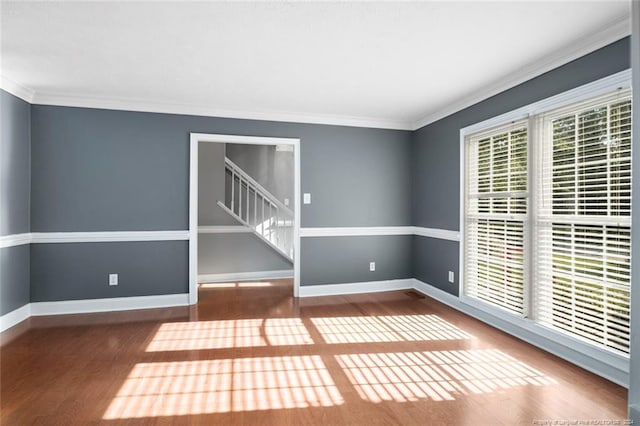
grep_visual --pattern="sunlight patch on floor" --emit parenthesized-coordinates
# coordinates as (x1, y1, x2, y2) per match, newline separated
(146, 318, 313, 352)
(103, 356, 344, 419)
(336, 349, 556, 403)
(311, 314, 473, 343)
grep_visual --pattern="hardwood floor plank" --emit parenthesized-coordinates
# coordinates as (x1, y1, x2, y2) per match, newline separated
(0, 279, 628, 425)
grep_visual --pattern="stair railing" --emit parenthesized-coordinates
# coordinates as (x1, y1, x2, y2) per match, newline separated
(217, 157, 294, 261)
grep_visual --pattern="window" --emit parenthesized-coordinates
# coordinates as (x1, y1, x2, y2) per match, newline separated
(462, 79, 632, 357)
(464, 122, 528, 315)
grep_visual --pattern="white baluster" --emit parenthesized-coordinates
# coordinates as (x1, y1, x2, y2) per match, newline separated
(275, 208, 279, 249)
(246, 183, 250, 223)
(239, 177, 242, 218)
(231, 169, 235, 213)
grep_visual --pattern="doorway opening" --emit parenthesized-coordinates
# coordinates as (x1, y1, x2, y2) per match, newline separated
(189, 134, 301, 305)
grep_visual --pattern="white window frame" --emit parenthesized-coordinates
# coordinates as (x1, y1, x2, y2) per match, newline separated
(459, 69, 632, 383)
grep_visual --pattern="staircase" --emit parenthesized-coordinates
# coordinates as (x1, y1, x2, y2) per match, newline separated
(217, 157, 294, 262)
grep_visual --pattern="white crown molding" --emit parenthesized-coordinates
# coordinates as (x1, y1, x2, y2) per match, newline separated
(299, 278, 413, 297)
(198, 269, 294, 283)
(0, 304, 31, 333)
(31, 230, 189, 243)
(411, 14, 631, 130)
(30, 293, 190, 316)
(3, 14, 629, 132)
(198, 225, 251, 234)
(31, 91, 413, 130)
(0, 75, 35, 103)
(0, 233, 32, 249)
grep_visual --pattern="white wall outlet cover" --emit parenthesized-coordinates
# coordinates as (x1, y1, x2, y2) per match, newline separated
(303, 193, 311, 204)
(109, 274, 118, 286)
(284, 198, 290, 206)
(370, 262, 376, 272)
(448, 271, 455, 283)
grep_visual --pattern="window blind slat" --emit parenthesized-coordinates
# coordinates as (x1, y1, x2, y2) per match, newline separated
(464, 88, 632, 356)
(535, 90, 632, 355)
(465, 123, 528, 316)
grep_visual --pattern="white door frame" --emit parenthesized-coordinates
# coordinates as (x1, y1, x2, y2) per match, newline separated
(189, 133, 301, 304)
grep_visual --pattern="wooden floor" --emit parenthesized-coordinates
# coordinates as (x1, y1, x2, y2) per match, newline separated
(0, 280, 628, 425)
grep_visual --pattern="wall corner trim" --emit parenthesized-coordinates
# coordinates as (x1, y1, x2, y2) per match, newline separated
(0, 233, 33, 249)
(412, 227, 460, 241)
(629, 405, 640, 424)
(0, 75, 35, 103)
(0, 304, 32, 333)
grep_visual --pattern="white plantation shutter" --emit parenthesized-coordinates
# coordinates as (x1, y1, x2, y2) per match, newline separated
(535, 90, 632, 354)
(464, 122, 528, 315)
(463, 86, 632, 357)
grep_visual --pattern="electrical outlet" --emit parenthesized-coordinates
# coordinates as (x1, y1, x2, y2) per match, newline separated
(448, 271, 455, 283)
(370, 262, 376, 272)
(303, 193, 311, 204)
(284, 198, 290, 206)
(109, 274, 118, 286)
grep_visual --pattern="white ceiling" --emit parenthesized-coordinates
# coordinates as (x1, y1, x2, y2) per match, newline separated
(0, 1, 631, 130)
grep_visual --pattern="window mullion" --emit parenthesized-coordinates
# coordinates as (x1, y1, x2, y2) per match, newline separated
(524, 115, 535, 319)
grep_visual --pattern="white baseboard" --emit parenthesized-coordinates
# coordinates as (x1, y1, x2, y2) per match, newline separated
(410, 278, 629, 388)
(0, 304, 31, 332)
(30, 293, 190, 316)
(299, 278, 413, 297)
(629, 405, 640, 424)
(198, 269, 294, 283)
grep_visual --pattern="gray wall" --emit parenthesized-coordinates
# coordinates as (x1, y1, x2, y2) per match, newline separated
(629, 2, 639, 421)
(0, 247, 30, 315)
(411, 37, 630, 295)
(29, 105, 411, 298)
(30, 241, 187, 301)
(226, 143, 294, 210)
(198, 142, 236, 226)
(1, 90, 31, 236)
(301, 235, 412, 285)
(31, 107, 411, 231)
(0, 90, 31, 315)
(199, 234, 292, 275)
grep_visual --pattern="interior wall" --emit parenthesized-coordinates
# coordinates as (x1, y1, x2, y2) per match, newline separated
(226, 143, 294, 210)
(198, 234, 292, 275)
(197, 142, 293, 275)
(198, 142, 236, 226)
(410, 37, 631, 296)
(0, 90, 31, 315)
(28, 105, 412, 299)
